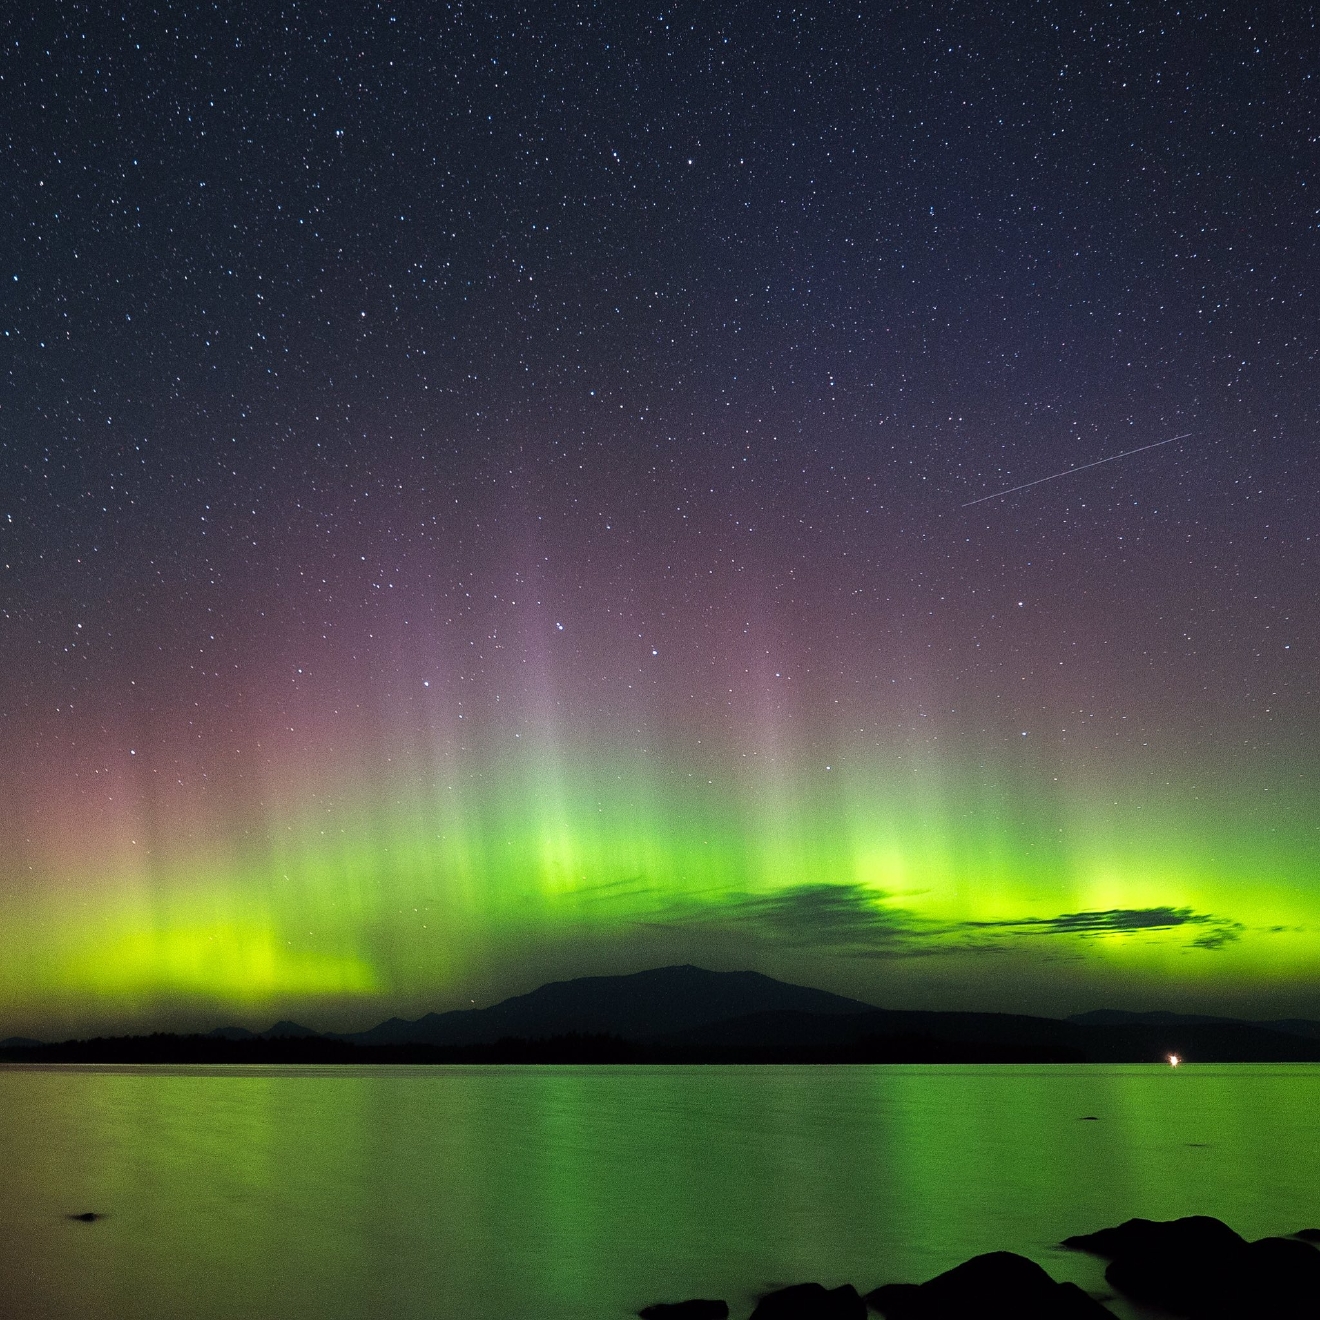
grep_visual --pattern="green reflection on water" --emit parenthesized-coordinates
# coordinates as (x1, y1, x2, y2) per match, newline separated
(0, 1065, 1316, 1320)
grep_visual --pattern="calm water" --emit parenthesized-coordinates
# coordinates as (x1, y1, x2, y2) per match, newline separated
(1, 1064, 1317, 1319)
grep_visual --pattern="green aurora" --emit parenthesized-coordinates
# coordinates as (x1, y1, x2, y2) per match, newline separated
(4, 0, 1320, 1044)
(3, 720, 1316, 1034)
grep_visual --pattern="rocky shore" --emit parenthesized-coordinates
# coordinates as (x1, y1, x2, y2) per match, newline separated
(640, 1215, 1320, 1319)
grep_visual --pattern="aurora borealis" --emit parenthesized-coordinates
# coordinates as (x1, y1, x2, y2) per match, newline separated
(2, 3, 1317, 1035)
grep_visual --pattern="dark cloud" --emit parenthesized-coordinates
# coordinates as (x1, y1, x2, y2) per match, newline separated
(646, 883, 929, 955)
(649, 885, 1244, 956)
(967, 906, 1245, 945)
(652, 883, 929, 953)
(1188, 927, 1245, 950)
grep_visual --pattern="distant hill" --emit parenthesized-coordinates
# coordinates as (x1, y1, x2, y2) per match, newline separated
(1070, 1009, 1240, 1027)
(1270, 1019, 1320, 1041)
(341, 965, 874, 1046)
(663, 1007, 1320, 1063)
(1070, 1009, 1320, 1041)
(6, 969, 1320, 1064)
(208, 1021, 321, 1040)
(335, 968, 1320, 1060)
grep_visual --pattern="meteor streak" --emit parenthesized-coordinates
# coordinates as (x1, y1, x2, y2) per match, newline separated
(962, 433, 1190, 507)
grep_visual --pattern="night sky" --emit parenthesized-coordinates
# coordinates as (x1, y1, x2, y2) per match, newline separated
(3, 2, 1317, 1035)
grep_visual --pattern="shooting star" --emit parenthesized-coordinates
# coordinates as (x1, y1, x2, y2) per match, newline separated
(962, 433, 1190, 508)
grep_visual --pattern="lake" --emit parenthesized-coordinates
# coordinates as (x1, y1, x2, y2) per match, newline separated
(1, 1064, 1316, 1319)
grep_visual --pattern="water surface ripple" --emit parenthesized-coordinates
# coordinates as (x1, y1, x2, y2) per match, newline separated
(1, 1063, 1316, 1319)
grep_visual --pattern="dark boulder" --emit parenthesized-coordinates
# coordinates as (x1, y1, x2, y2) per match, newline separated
(864, 1250, 1113, 1318)
(1063, 1215, 1320, 1318)
(1238, 1236, 1320, 1314)
(1063, 1214, 1246, 1262)
(750, 1282, 866, 1320)
(68, 1212, 102, 1222)
(639, 1302, 729, 1320)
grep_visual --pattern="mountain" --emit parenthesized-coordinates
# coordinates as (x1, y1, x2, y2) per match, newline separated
(342, 965, 874, 1046)
(208, 1022, 321, 1040)
(1070, 1009, 1241, 1027)
(6, 970, 1320, 1064)
(1070, 1009, 1320, 1041)
(340, 966, 1320, 1061)
(1268, 1019, 1320, 1041)
(0, 1036, 44, 1049)
(263, 1021, 321, 1038)
(339, 966, 1320, 1061)
(667, 1008, 1083, 1053)
(665, 1008, 1320, 1063)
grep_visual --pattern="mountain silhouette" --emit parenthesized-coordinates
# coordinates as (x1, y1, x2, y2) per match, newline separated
(657, 1007, 1320, 1062)
(208, 1021, 321, 1040)
(1069, 1009, 1320, 1040)
(263, 1020, 321, 1038)
(8, 969, 1320, 1063)
(341, 965, 873, 1046)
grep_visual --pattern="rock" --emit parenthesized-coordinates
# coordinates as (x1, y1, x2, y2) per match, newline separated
(864, 1250, 1113, 1318)
(1295, 1228, 1320, 1243)
(68, 1212, 102, 1222)
(1064, 1215, 1240, 1317)
(638, 1302, 728, 1320)
(1063, 1215, 1320, 1318)
(1239, 1236, 1320, 1314)
(1063, 1214, 1246, 1262)
(749, 1281, 866, 1320)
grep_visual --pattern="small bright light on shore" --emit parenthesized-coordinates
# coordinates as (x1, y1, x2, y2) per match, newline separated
(1167, 1053, 1181, 1067)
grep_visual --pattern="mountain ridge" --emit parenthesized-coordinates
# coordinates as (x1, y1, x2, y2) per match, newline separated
(337, 964, 875, 1046)
(7, 966, 1320, 1061)
(1068, 1008, 1320, 1039)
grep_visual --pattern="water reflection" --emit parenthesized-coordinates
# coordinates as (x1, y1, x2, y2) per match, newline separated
(0, 1064, 1315, 1319)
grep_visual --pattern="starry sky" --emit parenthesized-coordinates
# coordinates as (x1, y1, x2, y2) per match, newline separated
(2, 1, 1317, 1035)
